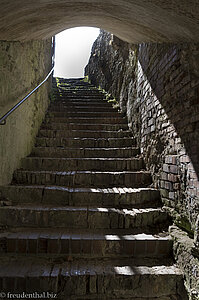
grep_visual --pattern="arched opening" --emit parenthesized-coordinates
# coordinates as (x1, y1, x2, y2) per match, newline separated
(54, 27, 100, 78)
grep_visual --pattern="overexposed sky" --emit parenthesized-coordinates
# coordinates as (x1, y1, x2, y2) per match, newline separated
(54, 27, 100, 78)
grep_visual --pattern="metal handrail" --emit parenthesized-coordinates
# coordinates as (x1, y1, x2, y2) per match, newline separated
(0, 66, 54, 125)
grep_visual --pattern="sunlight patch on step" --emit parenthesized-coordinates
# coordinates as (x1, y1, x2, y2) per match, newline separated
(114, 266, 135, 275)
(96, 207, 109, 212)
(105, 235, 121, 240)
(90, 188, 101, 193)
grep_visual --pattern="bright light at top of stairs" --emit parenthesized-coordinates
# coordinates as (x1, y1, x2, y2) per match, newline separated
(54, 27, 100, 78)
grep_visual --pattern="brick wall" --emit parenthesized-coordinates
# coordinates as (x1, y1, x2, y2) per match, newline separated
(86, 33, 199, 239)
(136, 43, 199, 238)
(85, 32, 199, 297)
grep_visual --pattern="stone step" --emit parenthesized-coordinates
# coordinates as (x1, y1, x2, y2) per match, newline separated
(49, 105, 116, 112)
(0, 185, 160, 208)
(13, 170, 152, 188)
(31, 146, 140, 158)
(57, 86, 102, 91)
(21, 157, 144, 172)
(47, 111, 124, 118)
(45, 117, 127, 124)
(57, 96, 106, 101)
(58, 83, 98, 86)
(0, 205, 169, 229)
(56, 85, 101, 90)
(41, 122, 129, 131)
(57, 78, 85, 81)
(36, 137, 136, 148)
(58, 81, 90, 85)
(58, 79, 90, 83)
(0, 228, 173, 258)
(58, 85, 97, 89)
(38, 129, 132, 139)
(62, 86, 101, 90)
(51, 101, 113, 107)
(55, 82, 99, 86)
(58, 88, 103, 93)
(59, 93, 105, 98)
(0, 257, 183, 298)
(57, 91, 104, 96)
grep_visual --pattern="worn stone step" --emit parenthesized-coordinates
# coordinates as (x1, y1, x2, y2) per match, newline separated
(45, 117, 127, 124)
(13, 170, 152, 188)
(58, 88, 103, 93)
(58, 92, 104, 97)
(59, 94, 105, 99)
(57, 86, 102, 90)
(0, 205, 168, 229)
(21, 157, 144, 171)
(38, 129, 132, 139)
(62, 87, 101, 90)
(57, 97, 106, 102)
(49, 105, 116, 112)
(58, 87, 102, 92)
(58, 81, 96, 85)
(57, 78, 86, 82)
(51, 101, 113, 107)
(41, 122, 129, 131)
(47, 111, 124, 118)
(58, 80, 89, 84)
(0, 185, 160, 208)
(58, 85, 97, 89)
(0, 228, 173, 258)
(58, 79, 91, 84)
(0, 257, 184, 297)
(57, 84, 100, 88)
(31, 147, 140, 158)
(36, 137, 136, 148)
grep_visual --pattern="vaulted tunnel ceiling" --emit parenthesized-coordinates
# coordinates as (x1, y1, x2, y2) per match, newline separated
(0, 0, 199, 43)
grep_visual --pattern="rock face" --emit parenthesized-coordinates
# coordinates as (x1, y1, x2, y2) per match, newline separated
(85, 31, 136, 113)
(0, 0, 199, 42)
(0, 39, 52, 185)
(85, 30, 199, 298)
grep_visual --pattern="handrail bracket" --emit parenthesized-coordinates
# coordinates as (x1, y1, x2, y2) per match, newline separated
(0, 120, 6, 125)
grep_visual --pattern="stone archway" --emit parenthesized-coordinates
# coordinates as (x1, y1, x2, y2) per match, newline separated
(0, 0, 199, 43)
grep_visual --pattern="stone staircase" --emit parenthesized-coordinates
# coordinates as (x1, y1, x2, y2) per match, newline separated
(0, 78, 187, 299)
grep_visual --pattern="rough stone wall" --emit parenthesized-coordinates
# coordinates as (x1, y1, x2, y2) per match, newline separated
(85, 30, 199, 298)
(0, 39, 52, 185)
(85, 31, 136, 113)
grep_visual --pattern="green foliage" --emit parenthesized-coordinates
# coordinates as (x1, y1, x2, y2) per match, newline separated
(175, 216, 194, 238)
(55, 77, 60, 87)
(81, 76, 91, 85)
(98, 86, 119, 108)
(81, 76, 90, 83)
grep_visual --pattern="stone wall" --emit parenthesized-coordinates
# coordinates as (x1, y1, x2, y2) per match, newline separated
(0, 39, 52, 185)
(85, 30, 199, 298)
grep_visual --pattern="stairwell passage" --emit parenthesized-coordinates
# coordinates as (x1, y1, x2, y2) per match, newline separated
(0, 78, 187, 299)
